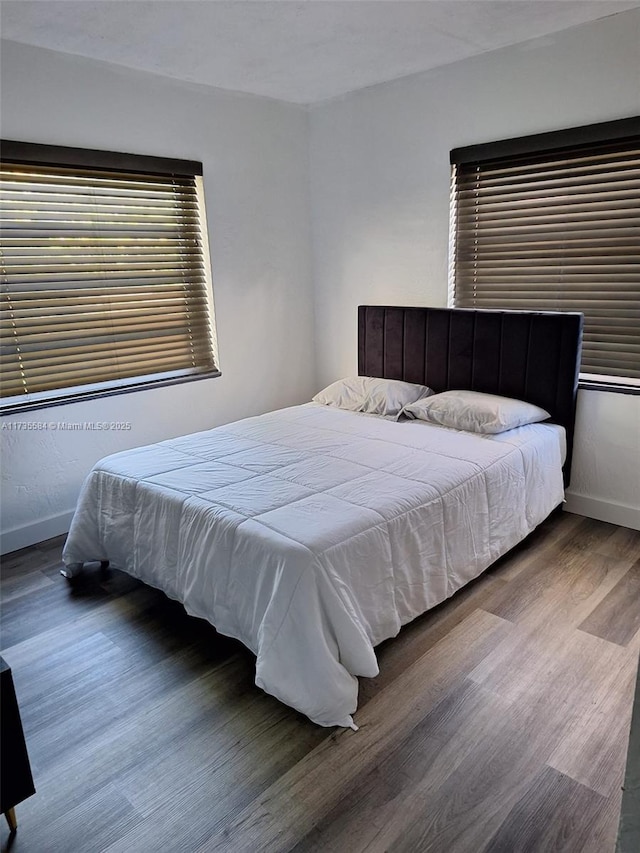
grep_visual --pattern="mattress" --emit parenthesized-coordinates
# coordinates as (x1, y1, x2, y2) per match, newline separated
(63, 403, 565, 728)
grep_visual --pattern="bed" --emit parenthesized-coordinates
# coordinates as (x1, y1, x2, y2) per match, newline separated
(62, 306, 583, 729)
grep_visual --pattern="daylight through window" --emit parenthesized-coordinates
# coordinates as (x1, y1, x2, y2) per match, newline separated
(449, 118, 640, 389)
(0, 141, 219, 413)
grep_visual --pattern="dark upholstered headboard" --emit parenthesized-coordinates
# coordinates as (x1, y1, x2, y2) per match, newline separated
(358, 306, 583, 485)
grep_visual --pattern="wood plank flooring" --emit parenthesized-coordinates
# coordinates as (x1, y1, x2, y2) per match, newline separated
(1, 511, 638, 853)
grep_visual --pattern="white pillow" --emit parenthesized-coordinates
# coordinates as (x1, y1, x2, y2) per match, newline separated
(312, 376, 433, 417)
(401, 389, 550, 434)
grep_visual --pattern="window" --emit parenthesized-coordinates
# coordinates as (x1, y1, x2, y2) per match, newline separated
(449, 117, 640, 390)
(0, 141, 219, 413)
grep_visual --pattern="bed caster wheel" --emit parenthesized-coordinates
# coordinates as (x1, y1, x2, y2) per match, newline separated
(60, 562, 83, 579)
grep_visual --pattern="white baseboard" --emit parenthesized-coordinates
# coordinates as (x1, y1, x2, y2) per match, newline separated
(564, 492, 640, 531)
(2, 494, 638, 555)
(1, 510, 75, 556)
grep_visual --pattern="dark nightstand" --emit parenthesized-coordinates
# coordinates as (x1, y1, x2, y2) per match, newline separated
(1, 656, 36, 833)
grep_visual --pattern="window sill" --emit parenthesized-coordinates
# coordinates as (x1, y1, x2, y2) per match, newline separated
(0, 370, 222, 416)
(578, 380, 640, 396)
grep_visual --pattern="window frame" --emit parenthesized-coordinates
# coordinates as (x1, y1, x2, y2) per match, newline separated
(448, 116, 640, 394)
(0, 141, 220, 415)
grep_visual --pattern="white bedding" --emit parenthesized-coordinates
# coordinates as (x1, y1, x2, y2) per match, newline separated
(63, 403, 565, 728)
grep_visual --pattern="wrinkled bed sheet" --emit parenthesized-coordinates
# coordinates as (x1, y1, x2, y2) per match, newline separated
(63, 403, 564, 728)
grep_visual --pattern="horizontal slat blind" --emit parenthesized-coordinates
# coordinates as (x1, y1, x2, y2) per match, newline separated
(1, 154, 218, 409)
(449, 136, 640, 382)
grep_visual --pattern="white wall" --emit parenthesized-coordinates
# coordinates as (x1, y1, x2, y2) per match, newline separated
(2, 11, 640, 550)
(0, 40, 317, 552)
(309, 10, 640, 530)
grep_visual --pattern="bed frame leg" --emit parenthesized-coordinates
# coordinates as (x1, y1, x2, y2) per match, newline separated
(60, 562, 83, 579)
(60, 561, 109, 579)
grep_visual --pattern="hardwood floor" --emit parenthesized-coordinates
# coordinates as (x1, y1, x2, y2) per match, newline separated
(1, 511, 638, 853)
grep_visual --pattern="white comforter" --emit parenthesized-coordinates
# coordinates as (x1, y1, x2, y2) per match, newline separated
(63, 403, 564, 728)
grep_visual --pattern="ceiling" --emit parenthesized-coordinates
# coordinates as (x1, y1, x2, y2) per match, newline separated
(1, 0, 638, 105)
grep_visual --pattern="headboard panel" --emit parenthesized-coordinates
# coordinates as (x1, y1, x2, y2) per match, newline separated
(358, 306, 583, 485)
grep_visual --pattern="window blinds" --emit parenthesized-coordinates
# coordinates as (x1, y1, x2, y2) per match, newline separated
(449, 129, 640, 383)
(1, 145, 218, 411)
